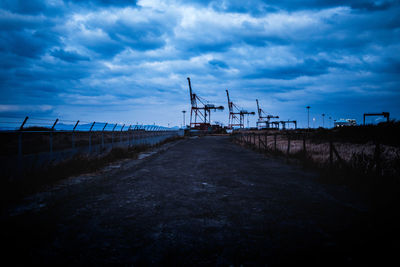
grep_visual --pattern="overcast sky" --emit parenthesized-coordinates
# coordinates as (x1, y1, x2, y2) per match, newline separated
(0, 0, 399, 128)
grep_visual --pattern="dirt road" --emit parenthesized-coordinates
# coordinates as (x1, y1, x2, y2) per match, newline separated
(0, 136, 388, 265)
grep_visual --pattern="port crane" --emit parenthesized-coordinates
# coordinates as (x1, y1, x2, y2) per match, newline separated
(226, 90, 255, 129)
(187, 77, 224, 130)
(256, 99, 279, 129)
(280, 120, 297, 130)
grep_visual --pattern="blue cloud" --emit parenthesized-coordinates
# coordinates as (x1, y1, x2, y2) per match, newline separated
(106, 20, 169, 51)
(51, 49, 90, 63)
(0, 0, 47, 14)
(66, 0, 137, 7)
(209, 59, 229, 69)
(0, 0, 399, 127)
(244, 59, 342, 80)
(0, 30, 59, 58)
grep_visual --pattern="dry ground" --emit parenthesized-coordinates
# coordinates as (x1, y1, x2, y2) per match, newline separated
(0, 136, 396, 266)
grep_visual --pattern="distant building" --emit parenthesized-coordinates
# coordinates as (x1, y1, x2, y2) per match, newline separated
(334, 118, 357, 127)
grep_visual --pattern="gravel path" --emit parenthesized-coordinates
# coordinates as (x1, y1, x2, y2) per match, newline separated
(1, 136, 381, 266)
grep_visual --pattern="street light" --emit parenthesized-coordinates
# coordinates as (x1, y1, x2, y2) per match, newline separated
(182, 110, 186, 128)
(306, 106, 310, 129)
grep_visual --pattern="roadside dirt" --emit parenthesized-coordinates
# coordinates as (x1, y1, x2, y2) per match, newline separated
(0, 136, 395, 266)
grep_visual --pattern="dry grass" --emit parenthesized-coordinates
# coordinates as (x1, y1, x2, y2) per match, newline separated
(0, 135, 183, 208)
(234, 132, 400, 192)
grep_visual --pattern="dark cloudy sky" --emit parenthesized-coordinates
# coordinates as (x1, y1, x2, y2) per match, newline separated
(1, 0, 399, 128)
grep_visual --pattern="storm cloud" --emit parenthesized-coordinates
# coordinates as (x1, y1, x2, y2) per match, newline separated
(0, 0, 399, 127)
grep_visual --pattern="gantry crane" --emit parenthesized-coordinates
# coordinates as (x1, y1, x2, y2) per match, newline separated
(271, 121, 280, 129)
(256, 99, 279, 129)
(226, 90, 255, 129)
(279, 120, 297, 130)
(187, 77, 224, 130)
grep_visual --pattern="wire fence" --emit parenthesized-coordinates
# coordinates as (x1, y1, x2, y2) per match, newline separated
(0, 116, 174, 132)
(232, 131, 400, 181)
(0, 116, 184, 178)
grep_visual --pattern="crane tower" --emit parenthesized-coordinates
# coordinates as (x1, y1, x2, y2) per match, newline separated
(187, 77, 224, 130)
(226, 90, 255, 129)
(256, 99, 279, 129)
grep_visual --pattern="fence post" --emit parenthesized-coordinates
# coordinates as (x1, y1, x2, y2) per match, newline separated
(50, 132, 53, 158)
(258, 134, 261, 151)
(112, 123, 117, 148)
(17, 116, 28, 175)
(274, 134, 277, 152)
(120, 124, 125, 145)
(89, 121, 95, 154)
(264, 133, 268, 151)
(19, 116, 29, 131)
(128, 125, 132, 147)
(101, 123, 108, 150)
(374, 140, 381, 177)
(287, 134, 291, 155)
(72, 120, 79, 149)
(18, 132, 23, 175)
(51, 118, 59, 130)
(329, 140, 333, 167)
(303, 135, 306, 157)
(49, 118, 58, 160)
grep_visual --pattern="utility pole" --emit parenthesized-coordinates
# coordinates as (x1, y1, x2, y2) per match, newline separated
(306, 106, 310, 129)
(182, 110, 186, 128)
(322, 113, 325, 128)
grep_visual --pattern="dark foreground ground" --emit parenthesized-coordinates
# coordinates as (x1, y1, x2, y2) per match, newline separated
(0, 136, 397, 266)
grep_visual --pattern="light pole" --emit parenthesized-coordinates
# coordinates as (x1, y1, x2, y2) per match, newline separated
(322, 113, 325, 128)
(182, 110, 186, 128)
(329, 116, 332, 128)
(306, 106, 310, 129)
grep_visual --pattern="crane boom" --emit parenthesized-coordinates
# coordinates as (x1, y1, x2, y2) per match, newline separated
(187, 77, 196, 107)
(226, 90, 233, 113)
(187, 77, 223, 130)
(226, 89, 255, 129)
(256, 99, 261, 119)
(255, 99, 279, 129)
